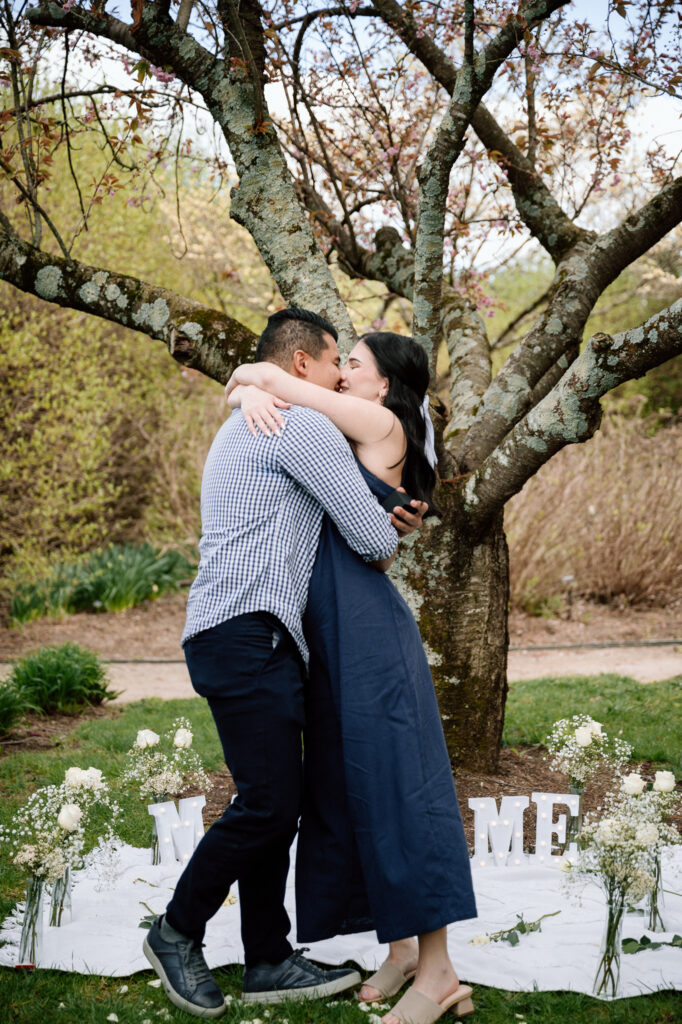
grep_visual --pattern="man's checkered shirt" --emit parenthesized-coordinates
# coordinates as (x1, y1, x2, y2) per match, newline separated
(182, 406, 398, 664)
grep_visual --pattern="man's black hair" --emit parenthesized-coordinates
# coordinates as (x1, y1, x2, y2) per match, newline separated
(256, 307, 338, 367)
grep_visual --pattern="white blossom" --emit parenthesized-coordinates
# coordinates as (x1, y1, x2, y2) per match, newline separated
(621, 772, 646, 796)
(136, 729, 160, 749)
(173, 728, 193, 749)
(574, 725, 593, 747)
(653, 771, 676, 793)
(57, 804, 83, 831)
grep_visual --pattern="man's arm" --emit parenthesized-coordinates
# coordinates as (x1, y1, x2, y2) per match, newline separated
(276, 408, 398, 564)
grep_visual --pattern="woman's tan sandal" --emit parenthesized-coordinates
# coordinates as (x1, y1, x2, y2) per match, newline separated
(357, 962, 417, 1001)
(387, 984, 474, 1023)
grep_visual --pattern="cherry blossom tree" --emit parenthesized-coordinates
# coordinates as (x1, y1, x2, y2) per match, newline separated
(1, 0, 680, 769)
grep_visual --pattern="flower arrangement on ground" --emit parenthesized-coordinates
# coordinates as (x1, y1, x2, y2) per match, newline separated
(121, 717, 212, 863)
(545, 715, 632, 849)
(609, 769, 680, 932)
(565, 782, 674, 998)
(0, 772, 120, 962)
(121, 717, 211, 802)
(545, 715, 632, 790)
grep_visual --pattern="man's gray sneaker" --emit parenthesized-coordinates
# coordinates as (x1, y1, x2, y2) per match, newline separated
(241, 948, 361, 1004)
(143, 916, 226, 1019)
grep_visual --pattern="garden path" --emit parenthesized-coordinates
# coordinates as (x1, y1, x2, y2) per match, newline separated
(1, 594, 680, 702)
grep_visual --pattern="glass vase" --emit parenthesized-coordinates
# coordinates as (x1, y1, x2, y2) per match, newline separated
(18, 876, 45, 965)
(151, 816, 160, 866)
(646, 852, 667, 933)
(593, 882, 625, 999)
(563, 783, 584, 852)
(49, 868, 72, 927)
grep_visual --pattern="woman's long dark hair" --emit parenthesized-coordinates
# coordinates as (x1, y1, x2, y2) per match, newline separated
(360, 332, 437, 509)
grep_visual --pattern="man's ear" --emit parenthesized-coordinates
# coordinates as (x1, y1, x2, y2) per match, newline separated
(291, 349, 310, 378)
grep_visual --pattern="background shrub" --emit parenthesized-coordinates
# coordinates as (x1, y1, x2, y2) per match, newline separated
(506, 411, 681, 611)
(0, 683, 28, 736)
(9, 644, 118, 715)
(10, 543, 196, 625)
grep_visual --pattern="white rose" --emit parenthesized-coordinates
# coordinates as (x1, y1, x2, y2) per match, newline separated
(470, 934, 490, 946)
(653, 770, 676, 793)
(57, 804, 83, 831)
(173, 728, 193, 749)
(135, 729, 160, 749)
(587, 720, 603, 738)
(621, 772, 646, 796)
(574, 725, 593, 747)
(64, 767, 88, 788)
(635, 823, 659, 846)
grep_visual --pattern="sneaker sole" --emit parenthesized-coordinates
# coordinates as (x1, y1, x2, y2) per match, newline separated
(143, 936, 227, 1020)
(241, 969, 362, 1004)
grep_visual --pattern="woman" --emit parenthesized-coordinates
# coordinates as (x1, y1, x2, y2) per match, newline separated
(225, 333, 476, 1024)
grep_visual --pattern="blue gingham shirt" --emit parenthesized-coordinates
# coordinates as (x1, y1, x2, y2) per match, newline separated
(182, 406, 398, 664)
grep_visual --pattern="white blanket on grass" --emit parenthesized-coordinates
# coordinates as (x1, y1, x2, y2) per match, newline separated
(1, 843, 681, 1000)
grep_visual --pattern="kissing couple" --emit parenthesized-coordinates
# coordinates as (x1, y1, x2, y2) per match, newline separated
(143, 308, 477, 1024)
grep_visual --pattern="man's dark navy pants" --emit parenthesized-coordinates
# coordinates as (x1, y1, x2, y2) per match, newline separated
(165, 612, 305, 967)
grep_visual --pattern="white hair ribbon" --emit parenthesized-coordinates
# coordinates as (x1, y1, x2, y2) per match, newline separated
(421, 394, 438, 469)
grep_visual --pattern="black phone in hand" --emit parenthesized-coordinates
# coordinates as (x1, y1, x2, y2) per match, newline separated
(381, 489, 416, 514)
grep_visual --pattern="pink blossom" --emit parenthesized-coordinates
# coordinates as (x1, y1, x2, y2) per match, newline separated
(150, 65, 175, 83)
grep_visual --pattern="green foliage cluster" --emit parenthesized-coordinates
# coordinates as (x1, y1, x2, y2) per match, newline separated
(10, 542, 196, 624)
(0, 682, 26, 736)
(0, 131, 276, 596)
(5, 642, 117, 720)
(0, 292, 218, 593)
(0, 641, 118, 732)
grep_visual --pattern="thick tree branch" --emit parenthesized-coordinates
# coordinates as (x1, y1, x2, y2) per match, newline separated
(370, 0, 591, 261)
(0, 212, 256, 382)
(412, 0, 567, 365)
(27, 1, 355, 343)
(453, 175, 682, 469)
(461, 299, 682, 528)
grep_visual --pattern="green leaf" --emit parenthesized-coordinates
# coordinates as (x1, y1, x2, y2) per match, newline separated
(505, 930, 520, 946)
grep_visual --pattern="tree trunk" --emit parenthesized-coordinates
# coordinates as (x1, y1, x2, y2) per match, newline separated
(391, 500, 509, 772)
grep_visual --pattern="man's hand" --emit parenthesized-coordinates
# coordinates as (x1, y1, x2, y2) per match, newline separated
(389, 488, 427, 537)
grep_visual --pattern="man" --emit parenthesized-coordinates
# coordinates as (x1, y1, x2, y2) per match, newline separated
(144, 308, 420, 1019)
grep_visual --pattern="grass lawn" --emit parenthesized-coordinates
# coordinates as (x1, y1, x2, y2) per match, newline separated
(0, 679, 680, 1024)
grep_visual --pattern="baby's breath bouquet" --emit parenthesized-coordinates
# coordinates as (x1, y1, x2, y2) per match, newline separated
(52, 765, 121, 924)
(611, 770, 680, 931)
(546, 715, 632, 790)
(546, 715, 632, 850)
(121, 717, 211, 802)
(121, 717, 212, 863)
(567, 792, 662, 998)
(0, 774, 118, 963)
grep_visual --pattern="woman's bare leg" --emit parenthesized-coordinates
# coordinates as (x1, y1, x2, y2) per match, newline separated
(381, 927, 459, 1024)
(358, 937, 419, 1002)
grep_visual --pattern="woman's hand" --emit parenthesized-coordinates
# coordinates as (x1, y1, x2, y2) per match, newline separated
(231, 384, 291, 436)
(389, 491, 428, 537)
